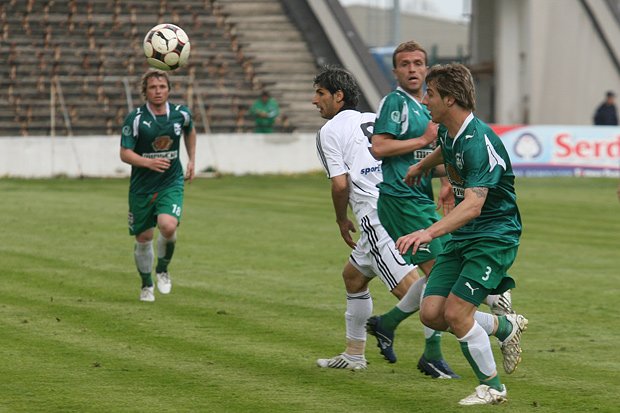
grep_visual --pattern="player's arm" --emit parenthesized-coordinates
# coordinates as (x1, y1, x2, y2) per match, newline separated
(403, 146, 444, 186)
(120, 147, 170, 173)
(183, 126, 197, 182)
(436, 173, 455, 216)
(331, 174, 357, 249)
(395, 186, 487, 255)
(370, 121, 438, 159)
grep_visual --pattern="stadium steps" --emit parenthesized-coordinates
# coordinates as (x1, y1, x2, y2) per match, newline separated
(0, 0, 325, 135)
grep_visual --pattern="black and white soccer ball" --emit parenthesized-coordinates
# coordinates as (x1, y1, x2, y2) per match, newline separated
(143, 24, 191, 71)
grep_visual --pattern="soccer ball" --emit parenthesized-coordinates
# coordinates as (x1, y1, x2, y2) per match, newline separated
(143, 24, 191, 71)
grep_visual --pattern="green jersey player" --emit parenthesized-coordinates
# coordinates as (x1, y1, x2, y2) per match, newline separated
(397, 63, 528, 405)
(367, 40, 458, 378)
(120, 69, 196, 302)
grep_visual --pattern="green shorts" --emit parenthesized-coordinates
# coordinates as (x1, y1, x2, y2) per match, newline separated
(424, 238, 518, 306)
(377, 194, 449, 266)
(128, 186, 184, 236)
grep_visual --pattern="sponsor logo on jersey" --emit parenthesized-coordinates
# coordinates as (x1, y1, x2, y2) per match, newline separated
(142, 151, 178, 160)
(142, 120, 152, 127)
(174, 122, 182, 136)
(452, 185, 465, 199)
(414, 149, 433, 160)
(360, 165, 382, 175)
(152, 136, 173, 151)
(446, 163, 464, 186)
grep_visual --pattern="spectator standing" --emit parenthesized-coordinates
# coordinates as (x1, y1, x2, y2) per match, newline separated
(593, 91, 618, 125)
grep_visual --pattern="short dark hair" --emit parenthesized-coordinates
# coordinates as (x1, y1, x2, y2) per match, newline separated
(313, 65, 360, 109)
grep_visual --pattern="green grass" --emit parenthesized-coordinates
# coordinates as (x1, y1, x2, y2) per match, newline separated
(0, 175, 619, 412)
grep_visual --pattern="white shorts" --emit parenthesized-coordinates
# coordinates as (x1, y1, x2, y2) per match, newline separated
(349, 210, 416, 291)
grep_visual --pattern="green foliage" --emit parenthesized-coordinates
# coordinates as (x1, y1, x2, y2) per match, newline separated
(0, 176, 619, 412)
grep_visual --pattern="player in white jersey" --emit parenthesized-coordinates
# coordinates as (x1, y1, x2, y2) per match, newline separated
(312, 66, 429, 370)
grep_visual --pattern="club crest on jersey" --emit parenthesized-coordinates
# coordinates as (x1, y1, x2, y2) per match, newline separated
(456, 152, 464, 170)
(390, 110, 401, 123)
(122, 125, 131, 137)
(152, 136, 173, 151)
(174, 122, 182, 136)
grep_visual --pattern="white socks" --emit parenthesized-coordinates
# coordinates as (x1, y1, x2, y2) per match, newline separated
(157, 231, 177, 259)
(396, 276, 425, 313)
(457, 320, 497, 377)
(134, 240, 153, 274)
(345, 289, 372, 341)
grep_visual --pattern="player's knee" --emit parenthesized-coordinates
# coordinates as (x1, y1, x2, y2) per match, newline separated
(157, 217, 178, 238)
(443, 305, 467, 330)
(420, 306, 444, 330)
(342, 265, 368, 293)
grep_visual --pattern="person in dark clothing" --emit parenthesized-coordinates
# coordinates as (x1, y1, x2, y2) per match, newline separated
(593, 91, 618, 125)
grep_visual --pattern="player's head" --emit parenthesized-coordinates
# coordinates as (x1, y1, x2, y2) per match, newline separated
(312, 65, 360, 119)
(392, 41, 427, 69)
(392, 41, 428, 96)
(425, 63, 476, 112)
(141, 69, 171, 101)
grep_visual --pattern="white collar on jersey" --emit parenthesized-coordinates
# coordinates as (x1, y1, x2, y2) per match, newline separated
(396, 86, 424, 111)
(451, 112, 475, 144)
(146, 101, 170, 120)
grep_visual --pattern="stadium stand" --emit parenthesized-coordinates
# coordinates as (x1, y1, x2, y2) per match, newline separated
(0, 0, 327, 136)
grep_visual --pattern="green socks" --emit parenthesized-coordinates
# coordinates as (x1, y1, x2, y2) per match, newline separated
(380, 307, 411, 331)
(423, 330, 444, 360)
(139, 272, 153, 288)
(495, 315, 513, 342)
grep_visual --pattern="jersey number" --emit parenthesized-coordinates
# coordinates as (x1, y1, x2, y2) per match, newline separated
(360, 121, 375, 156)
(482, 266, 492, 281)
(172, 204, 182, 216)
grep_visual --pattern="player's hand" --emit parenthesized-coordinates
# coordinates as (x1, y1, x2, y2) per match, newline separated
(149, 158, 171, 173)
(403, 163, 428, 187)
(338, 219, 357, 249)
(418, 121, 439, 147)
(437, 183, 455, 216)
(396, 229, 432, 256)
(185, 160, 195, 183)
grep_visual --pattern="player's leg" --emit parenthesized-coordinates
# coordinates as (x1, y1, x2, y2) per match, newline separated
(355, 211, 419, 363)
(316, 259, 370, 370)
(447, 282, 507, 405)
(135, 229, 155, 302)
(370, 196, 457, 373)
(154, 187, 183, 294)
(129, 192, 157, 301)
(413, 259, 458, 378)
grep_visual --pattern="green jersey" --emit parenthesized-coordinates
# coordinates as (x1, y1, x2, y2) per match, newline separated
(438, 113, 522, 242)
(121, 102, 193, 195)
(373, 87, 435, 203)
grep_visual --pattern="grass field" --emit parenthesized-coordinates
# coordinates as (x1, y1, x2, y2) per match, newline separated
(1, 175, 619, 412)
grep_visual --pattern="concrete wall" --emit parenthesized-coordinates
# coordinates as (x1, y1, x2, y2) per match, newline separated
(471, 0, 620, 125)
(0, 134, 323, 178)
(345, 5, 469, 57)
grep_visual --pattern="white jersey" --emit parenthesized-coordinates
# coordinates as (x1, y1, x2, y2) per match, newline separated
(315, 110, 381, 220)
